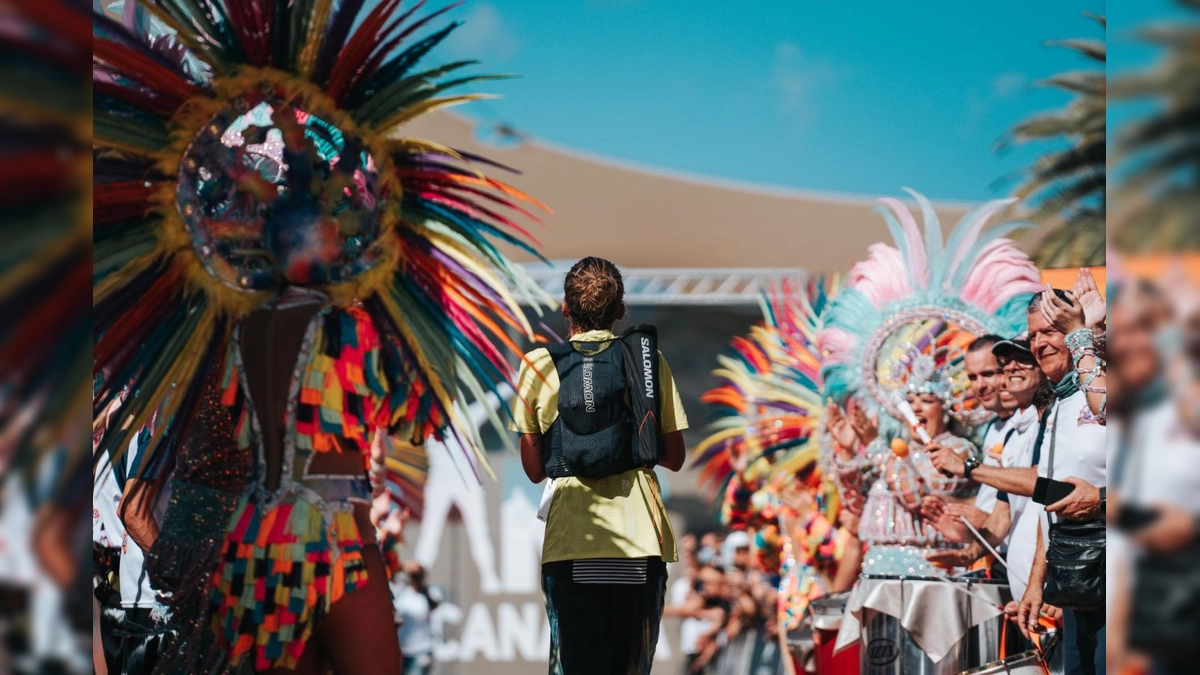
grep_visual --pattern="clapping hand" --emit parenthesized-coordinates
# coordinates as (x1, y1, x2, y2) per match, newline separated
(1040, 283, 1087, 335)
(920, 494, 946, 522)
(826, 401, 860, 456)
(850, 403, 879, 445)
(728, 442, 749, 476)
(1073, 268, 1106, 329)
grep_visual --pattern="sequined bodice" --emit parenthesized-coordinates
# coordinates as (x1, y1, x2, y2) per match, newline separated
(230, 290, 391, 514)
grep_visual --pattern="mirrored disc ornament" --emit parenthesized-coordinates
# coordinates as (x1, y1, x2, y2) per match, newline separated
(861, 305, 993, 427)
(176, 88, 386, 291)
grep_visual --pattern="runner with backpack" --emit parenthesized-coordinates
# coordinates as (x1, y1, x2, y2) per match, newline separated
(512, 256, 689, 674)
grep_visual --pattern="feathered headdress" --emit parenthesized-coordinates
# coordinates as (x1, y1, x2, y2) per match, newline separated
(0, 1, 91, 489)
(694, 276, 841, 523)
(93, 1, 550, 471)
(818, 189, 1042, 424)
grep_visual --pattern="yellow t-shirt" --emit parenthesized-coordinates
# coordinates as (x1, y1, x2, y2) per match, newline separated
(510, 329, 688, 564)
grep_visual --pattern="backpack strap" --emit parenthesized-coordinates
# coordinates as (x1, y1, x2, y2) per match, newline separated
(621, 324, 663, 468)
(546, 340, 577, 366)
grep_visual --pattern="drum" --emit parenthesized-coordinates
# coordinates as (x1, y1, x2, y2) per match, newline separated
(956, 650, 1043, 675)
(811, 593, 858, 675)
(858, 575, 969, 675)
(950, 576, 1009, 668)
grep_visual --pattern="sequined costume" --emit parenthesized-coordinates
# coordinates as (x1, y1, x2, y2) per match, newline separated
(817, 190, 1043, 579)
(210, 296, 389, 669)
(93, 3, 549, 671)
(848, 433, 977, 576)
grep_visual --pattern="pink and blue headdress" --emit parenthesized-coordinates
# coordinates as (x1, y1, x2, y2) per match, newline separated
(818, 189, 1043, 425)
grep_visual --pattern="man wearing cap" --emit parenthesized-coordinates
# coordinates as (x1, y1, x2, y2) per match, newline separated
(987, 337, 1048, 604)
(926, 338, 1044, 593)
(923, 336, 1010, 528)
(931, 338, 1045, 594)
(926, 336, 1038, 560)
(933, 290, 1107, 675)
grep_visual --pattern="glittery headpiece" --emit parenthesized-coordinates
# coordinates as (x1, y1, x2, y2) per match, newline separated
(817, 189, 1043, 425)
(93, 3, 551, 467)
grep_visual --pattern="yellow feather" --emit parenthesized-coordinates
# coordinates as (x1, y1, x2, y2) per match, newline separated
(372, 95, 499, 135)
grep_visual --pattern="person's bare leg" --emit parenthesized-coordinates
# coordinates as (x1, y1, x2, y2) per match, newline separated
(314, 546, 402, 675)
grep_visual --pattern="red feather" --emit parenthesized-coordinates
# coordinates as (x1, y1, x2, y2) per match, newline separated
(93, 37, 201, 107)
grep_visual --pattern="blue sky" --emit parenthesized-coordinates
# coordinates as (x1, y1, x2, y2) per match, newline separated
(429, 0, 1112, 202)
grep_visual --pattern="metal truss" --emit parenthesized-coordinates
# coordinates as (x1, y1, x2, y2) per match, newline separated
(517, 262, 807, 306)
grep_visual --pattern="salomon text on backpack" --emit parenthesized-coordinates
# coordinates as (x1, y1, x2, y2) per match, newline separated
(542, 325, 663, 479)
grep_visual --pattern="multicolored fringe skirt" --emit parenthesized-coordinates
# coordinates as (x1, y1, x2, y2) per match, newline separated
(211, 495, 369, 671)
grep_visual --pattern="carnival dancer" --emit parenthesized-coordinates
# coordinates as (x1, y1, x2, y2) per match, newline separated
(93, 3, 549, 672)
(827, 360, 979, 576)
(817, 190, 1043, 577)
(693, 276, 857, 659)
(512, 257, 688, 675)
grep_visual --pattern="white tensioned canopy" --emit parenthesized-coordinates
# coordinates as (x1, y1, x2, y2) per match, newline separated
(403, 114, 1039, 305)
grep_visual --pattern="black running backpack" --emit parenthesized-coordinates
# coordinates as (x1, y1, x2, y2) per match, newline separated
(542, 325, 663, 479)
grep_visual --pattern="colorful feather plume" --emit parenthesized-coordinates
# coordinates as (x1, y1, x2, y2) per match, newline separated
(0, 0, 91, 494)
(92, 1, 551, 477)
(693, 275, 841, 522)
(818, 189, 1043, 413)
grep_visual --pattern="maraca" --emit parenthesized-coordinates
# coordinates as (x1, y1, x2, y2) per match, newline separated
(889, 436, 928, 496)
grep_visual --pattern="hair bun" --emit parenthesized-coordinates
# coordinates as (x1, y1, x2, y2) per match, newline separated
(563, 257, 625, 331)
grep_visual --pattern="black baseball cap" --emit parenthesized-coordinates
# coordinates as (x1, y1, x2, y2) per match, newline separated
(992, 338, 1032, 360)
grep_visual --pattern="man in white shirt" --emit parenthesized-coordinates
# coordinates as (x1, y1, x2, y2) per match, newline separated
(392, 562, 443, 675)
(1018, 292, 1106, 675)
(926, 339, 1043, 600)
(964, 335, 1010, 515)
(95, 433, 171, 675)
(931, 290, 1106, 675)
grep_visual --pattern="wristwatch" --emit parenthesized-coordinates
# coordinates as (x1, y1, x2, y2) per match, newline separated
(1099, 487, 1106, 514)
(963, 454, 982, 479)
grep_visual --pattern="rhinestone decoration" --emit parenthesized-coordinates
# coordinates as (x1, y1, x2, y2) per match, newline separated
(860, 305, 994, 427)
(176, 86, 385, 292)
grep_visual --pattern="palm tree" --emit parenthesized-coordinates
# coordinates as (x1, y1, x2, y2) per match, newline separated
(1109, 4, 1200, 254)
(1001, 14, 1106, 268)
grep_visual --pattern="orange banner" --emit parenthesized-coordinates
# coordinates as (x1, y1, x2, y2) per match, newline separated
(1041, 266, 1106, 295)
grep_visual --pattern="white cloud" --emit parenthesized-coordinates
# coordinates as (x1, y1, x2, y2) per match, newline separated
(991, 72, 1027, 99)
(962, 72, 1028, 135)
(445, 2, 520, 61)
(772, 41, 838, 131)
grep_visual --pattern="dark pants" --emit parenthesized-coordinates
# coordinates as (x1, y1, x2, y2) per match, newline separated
(115, 606, 167, 675)
(542, 560, 668, 675)
(1062, 609, 1105, 675)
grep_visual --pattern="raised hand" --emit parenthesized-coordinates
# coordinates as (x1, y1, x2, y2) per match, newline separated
(826, 400, 859, 455)
(1040, 283, 1087, 335)
(1073, 268, 1106, 329)
(728, 441, 749, 476)
(850, 402, 879, 446)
